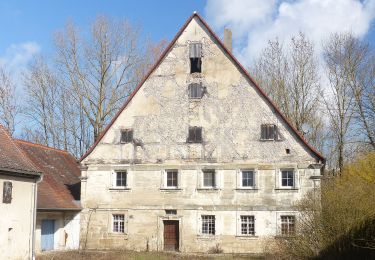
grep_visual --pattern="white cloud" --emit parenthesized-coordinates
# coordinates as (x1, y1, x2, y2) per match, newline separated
(0, 42, 41, 97)
(205, 0, 375, 65)
(0, 42, 41, 73)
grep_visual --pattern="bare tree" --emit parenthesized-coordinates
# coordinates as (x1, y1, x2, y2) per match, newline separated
(323, 33, 356, 170)
(0, 67, 19, 135)
(23, 57, 60, 147)
(341, 34, 375, 149)
(54, 16, 163, 142)
(252, 33, 324, 152)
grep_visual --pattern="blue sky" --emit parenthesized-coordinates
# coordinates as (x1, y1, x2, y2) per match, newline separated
(0, 0, 374, 73)
(0, 1, 206, 56)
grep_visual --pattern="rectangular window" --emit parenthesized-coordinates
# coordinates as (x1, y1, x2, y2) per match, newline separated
(2, 181, 12, 204)
(112, 214, 125, 233)
(189, 43, 202, 73)
(202, 215, 215, 235)
(166, 170, 178, 187)
(188, 127, 202, 143)
(203, 170, 216, 187)
(260, 124, 278, 140)
(281, 170, 294, 187)
(115, 171, 127, 187)
(241, 215, 255, 235)
(242, 170, 254, 187)
(188, 83, 204, 99)
(121, 129, 133, 143)
(281, 215, 295, 236)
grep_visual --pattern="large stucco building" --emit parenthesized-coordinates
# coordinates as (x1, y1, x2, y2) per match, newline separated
(0, 125, 42, 260)
(79, 13, 325, 253)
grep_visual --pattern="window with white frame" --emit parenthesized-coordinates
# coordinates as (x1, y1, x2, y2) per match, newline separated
(280, 215, 295, 236)
(242, 170, 255, 188)
(202, 215, 215, 235)
(113, 171, 127, 188)
(240, 215, 255, 235)
(166, 170, 178, 188)
(203, 170, 216, 188)
(281, 169, 294, 187)
(112, 214, 125, 233)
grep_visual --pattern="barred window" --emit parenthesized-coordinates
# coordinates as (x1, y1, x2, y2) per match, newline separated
(203, 170, 215, 187)
(242, 170, 254, 187)
(166, 170, 178, 187)
(241, 215, 255, 235)
(188, 83, 204, 99)
(121, 129, 133, 143)
(188, 127, 202, 143)
(2, 181, 12, 204)
(281, 170, 294, 187)
(202, 215, 215, 235)
(113, 214, 125, 233)
(115, 171, 127, 187)
(189, 43, 202, 73)
(260, 124, 278, 140)
(281, 215, 295, 236)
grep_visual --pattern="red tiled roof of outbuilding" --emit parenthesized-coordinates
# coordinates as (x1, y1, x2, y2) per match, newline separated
(0, 125, 40, 176)
(16, 139, 81, 210)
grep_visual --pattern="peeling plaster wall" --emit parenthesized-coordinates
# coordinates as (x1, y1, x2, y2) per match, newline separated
(80, 17, 322, 253)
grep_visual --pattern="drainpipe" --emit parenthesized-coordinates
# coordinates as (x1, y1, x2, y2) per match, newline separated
(32, 174, 43, 260)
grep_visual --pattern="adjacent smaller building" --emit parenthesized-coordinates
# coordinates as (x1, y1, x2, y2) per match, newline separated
(16, 140, 81, 252)
(0, 125, 42, 260)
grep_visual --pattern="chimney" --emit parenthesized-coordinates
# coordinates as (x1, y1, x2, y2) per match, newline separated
(224, 28, 232, 52)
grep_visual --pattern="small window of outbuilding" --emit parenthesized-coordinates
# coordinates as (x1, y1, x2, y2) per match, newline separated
(260, 124, 279, 140)
(188, 83, 204, 99)
(189, 43, 202, 73)
(2, 181, 12, 204)
(121, 129, 133, 143)
(188, 127, 202, 143)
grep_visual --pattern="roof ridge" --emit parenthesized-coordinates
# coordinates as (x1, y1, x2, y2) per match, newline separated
(79, 12, 324, 162)
(15, 139, 70, 154)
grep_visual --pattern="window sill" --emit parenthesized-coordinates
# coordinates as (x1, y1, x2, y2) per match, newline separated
(236, 235, 259, 240)
(160, 188, 182, 192)
(109, 187, 131, 192)
(274, 188, 299, 191)
(197, 234, 217, 240)
(196, 188, 220, 191)
(235, 188, 259, 191)
(109, 232, 129, 238)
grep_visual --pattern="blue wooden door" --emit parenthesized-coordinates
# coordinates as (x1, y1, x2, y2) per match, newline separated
(41, 220, 55, 251)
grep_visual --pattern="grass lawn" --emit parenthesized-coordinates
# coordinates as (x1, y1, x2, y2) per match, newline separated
(37, 250, 264, 260)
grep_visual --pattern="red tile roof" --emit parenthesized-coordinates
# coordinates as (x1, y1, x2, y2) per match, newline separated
(0, 125, 41, 176)
(16, 140, 81, 210)
(80, 12, 325, 163)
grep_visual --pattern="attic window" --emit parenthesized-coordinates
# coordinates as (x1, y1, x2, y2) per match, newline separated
(2, 181, 12, 204)
(260, 124, 279, 141)
(189, 43, 202, 73)
(188, 83, 204, 99)
(188, 127, 202, 143)
(121, 129, 133, 143)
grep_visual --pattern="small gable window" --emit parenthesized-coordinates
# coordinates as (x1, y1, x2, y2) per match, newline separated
(188, 83, 204, 99)
(188, 127, 202, 143)
(189, 43, 202, 73)
(2, 181, 12, 204)
(121, 129, 133, 143)
(260, 124, 279, 141)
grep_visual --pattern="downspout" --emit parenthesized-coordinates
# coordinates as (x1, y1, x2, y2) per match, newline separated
(32, 174, 43, 260)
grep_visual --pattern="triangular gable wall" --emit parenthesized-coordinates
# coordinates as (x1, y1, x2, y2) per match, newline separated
(80, 13, 324, 163)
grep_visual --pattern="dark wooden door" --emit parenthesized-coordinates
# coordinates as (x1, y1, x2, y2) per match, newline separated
(163, 220, 179, 251)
